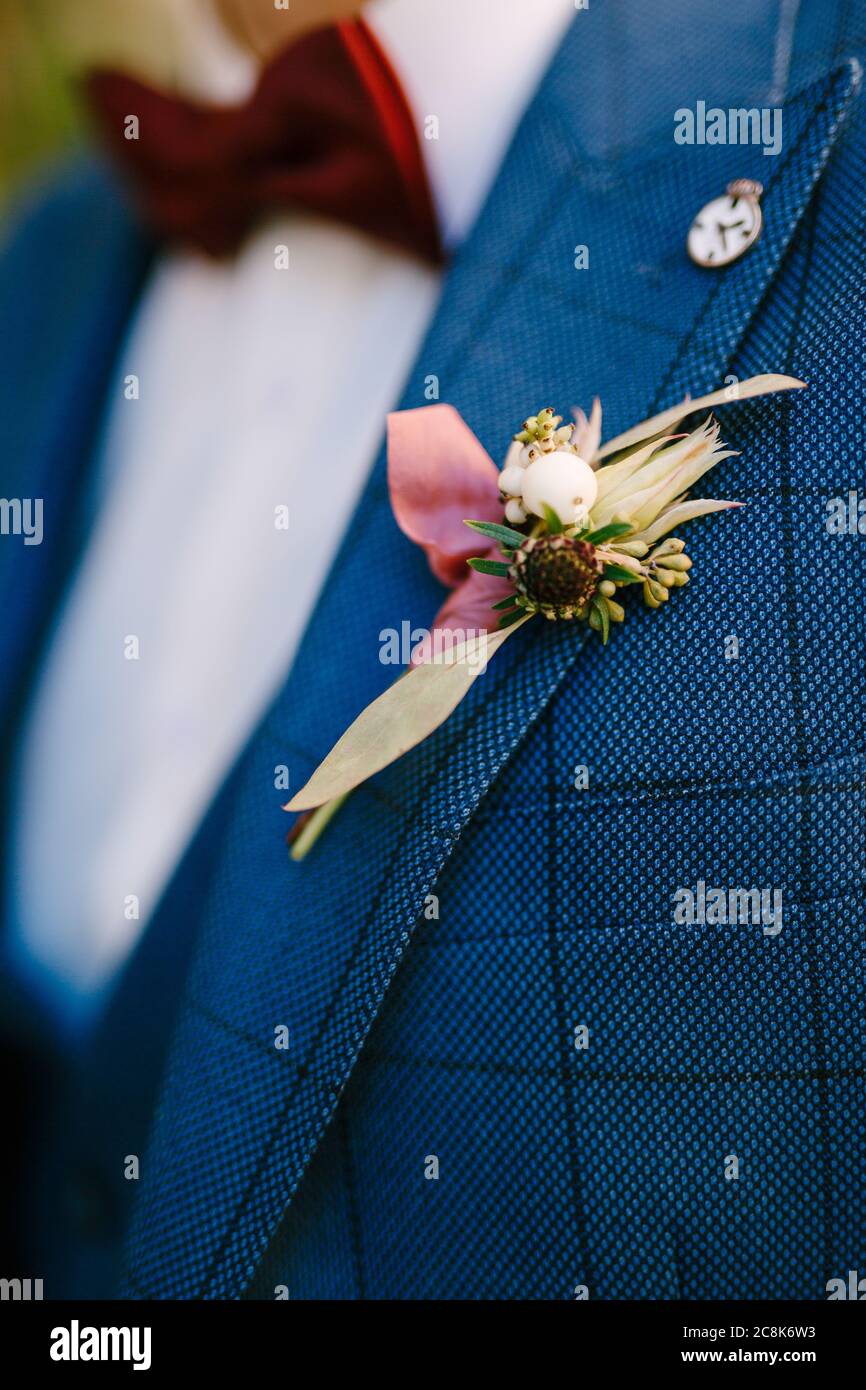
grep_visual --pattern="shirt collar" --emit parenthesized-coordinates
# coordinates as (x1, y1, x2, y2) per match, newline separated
(367, 0, 575, 250)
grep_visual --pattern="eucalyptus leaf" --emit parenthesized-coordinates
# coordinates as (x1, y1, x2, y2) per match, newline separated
(285, 619, 531, 811)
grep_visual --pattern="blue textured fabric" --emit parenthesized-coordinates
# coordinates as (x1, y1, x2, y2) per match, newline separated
(1, 0, 864, 1299)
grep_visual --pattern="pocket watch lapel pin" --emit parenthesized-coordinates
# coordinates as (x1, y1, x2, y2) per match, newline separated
(688, 179, 763, 267)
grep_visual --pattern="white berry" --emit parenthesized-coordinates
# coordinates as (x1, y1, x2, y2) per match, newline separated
(499, 464, 525, 497)
(501, 440, 524, 472)
(520, 451, 598, 524)
(504, 498, 527, 524)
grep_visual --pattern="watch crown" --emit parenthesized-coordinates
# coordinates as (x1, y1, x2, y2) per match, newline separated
(727, 178, 763, 200)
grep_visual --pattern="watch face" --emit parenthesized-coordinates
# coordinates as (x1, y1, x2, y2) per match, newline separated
(687, 192, 762, 267)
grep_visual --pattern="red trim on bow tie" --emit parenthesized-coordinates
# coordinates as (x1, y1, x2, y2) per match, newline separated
(84, 18, 444, 264)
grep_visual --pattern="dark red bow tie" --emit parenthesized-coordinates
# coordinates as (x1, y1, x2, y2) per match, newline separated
(85, 18, 442, 264)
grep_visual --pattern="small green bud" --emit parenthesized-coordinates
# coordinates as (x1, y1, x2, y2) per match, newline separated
(606, 598, 625, 622)
(651, 537, 686, 558)
(659, 553, 692, 571)
(604, 551, 643, 575)
(647, 578, 669, 602)
(599, 579, 617, 597)
(654, 567, 678, 587)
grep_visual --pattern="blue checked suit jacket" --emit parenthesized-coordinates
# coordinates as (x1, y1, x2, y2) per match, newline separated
(1, 0, 864, 1299)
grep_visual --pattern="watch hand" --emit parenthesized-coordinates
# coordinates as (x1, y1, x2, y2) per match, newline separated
(716, 218, 748, 251)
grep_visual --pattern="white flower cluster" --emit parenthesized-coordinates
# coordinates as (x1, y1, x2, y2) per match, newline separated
(497, 436, 600, 528)
(498, 407, 600, 528)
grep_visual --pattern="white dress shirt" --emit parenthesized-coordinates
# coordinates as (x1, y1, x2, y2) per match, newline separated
(7, 0, 573, 1027)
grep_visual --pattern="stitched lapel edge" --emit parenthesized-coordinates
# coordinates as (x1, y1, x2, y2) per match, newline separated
(650, 58, 862, 408)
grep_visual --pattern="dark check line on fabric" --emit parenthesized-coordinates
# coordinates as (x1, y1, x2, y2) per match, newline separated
(193, 621, 559, 1295)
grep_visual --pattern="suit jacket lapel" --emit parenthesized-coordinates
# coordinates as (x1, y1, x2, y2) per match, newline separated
(121, 24, 858, 1297)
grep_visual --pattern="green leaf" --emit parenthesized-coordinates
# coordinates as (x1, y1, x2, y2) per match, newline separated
(464, 519, 527, 549)
(468, 557, 511, 577)
(603, 562, 643, 584)
(497, 608, 525, 629)
(592, 595, 611, 646)
(285, 620, 531, 810)
(491, 594, 519, 610)
(542, 504, 564, 534)
(584, 521, 634, 545)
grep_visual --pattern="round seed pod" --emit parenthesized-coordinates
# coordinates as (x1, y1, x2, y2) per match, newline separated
(509, 534, 603, 620)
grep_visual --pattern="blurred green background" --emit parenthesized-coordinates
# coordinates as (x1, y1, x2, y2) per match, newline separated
(0, 0, 197, 215)
(0, 0, 83, 213)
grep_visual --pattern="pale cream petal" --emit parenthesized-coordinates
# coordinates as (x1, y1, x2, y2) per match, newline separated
(636, 498, 743, 545)
(596, 426, 711, 510)
(572, 396, 602, 462)
(596, 374, 805, 461)
(593, 435, 684, 505)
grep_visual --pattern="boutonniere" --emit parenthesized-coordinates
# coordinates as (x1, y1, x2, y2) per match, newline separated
(287, 373, 803, 858)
